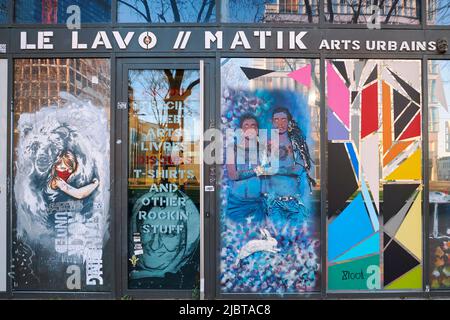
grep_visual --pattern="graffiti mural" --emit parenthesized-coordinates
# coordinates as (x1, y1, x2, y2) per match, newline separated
(220, 58, 321, 293)
(12, 58, 111, 291)
(327, 59, 423, 290)
(127, 69, 201, 290)
(428, 60, 450, 290)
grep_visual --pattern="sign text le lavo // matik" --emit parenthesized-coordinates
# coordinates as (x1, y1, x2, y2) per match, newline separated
(20, 30, 438, 52)
(20, 30, 308, 51)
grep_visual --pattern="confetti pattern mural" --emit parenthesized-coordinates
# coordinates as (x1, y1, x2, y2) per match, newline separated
(220, 58, 321, 294)
(327, 60, 423, 291)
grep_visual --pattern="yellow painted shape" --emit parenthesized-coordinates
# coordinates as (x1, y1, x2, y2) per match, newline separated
(385, 148, 421, 181)
(385, 265, 422, 290)
(394, 191, 422, 261)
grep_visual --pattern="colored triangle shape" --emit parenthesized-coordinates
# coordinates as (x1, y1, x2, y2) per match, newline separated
(332, 61, 350, 86)
(331, 233, 380, 264)
(327, 62, 350, 128)
(394, 191, 423, 261)
(388, 68, 421, 105)
(383, 141, 414, 167)
(383, 238, 420, 286)
(383, 183, 420, 222)
(240, 67, 275, 80)
(364, 65, 378, 86)
(398, 112, 421, 140)
(328, 193, 375, 261)
(394, 103, 420, 140)
(328, 111, 349, 140)
(385, 148, 421, 181)
(288, 64, 312, 87)
(385, 265, 422, 290)
(384, 193, 416, 238)
(393, 89, 411, 121)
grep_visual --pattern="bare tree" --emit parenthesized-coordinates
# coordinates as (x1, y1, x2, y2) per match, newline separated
(118, 0, 215, 23)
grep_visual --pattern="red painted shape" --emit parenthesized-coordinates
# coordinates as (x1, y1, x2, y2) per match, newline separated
(361, 83, 378, 139)
(398, 112, 421, 140)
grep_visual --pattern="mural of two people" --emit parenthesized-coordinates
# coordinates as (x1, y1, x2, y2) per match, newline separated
(220, 58, 321, 294)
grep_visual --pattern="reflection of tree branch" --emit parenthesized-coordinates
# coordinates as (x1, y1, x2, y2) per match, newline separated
(384, 0, 399, 23)
(186, 79, 200, 92)
(351, 0, 363, 23)
(204, 0, 215, 23)
(327, 0, 334, 22)
(170, 0, 181, 22)
(118, 0, 151, 22)
(197, 0, 207, 22)
(304, 0, 313, 23)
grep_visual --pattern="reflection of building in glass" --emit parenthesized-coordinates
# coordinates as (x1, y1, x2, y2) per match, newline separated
(15, 0, 111, 23)
(264, 0, 319, 23)
(438, 156, 450, 181)
(324, 0, 424, 24)
(14, 59, 110, 114)
(446, 121, 450, 152)
(428, 61, 448, 183)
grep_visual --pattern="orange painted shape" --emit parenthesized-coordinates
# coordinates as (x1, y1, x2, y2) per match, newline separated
(382, 81, 393, 155)
(383, 141, 414, 167)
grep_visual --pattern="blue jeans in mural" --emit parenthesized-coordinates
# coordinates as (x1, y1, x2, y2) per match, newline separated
(263, 193, 309, 239)
(227, 191, 265, 226)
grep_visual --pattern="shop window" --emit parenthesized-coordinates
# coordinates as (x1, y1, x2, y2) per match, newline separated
(220, 58, 321, 293)
(221, 0, 318, 23)
(327, 60, 423, 291)
(118, 0, 216, 23)
(428, 60, 450, 290)
(127, 68, 201, 290)
(12, 58, 112, 292)
(325, 0, 420, 25)
(14, 0, 111, 24)
(427, 0, 450, 25)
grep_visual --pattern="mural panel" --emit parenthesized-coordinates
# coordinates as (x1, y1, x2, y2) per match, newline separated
(220, 58, 321, 293)
(12, 58, 111, 291)
(327, 59, 423, 291)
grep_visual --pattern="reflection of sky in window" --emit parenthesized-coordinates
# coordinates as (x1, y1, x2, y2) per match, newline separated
(129, 70, 200, 142)
(430, 0, 450, 25)
(222, 0, 275, 23)
(118, 0, 216, 23)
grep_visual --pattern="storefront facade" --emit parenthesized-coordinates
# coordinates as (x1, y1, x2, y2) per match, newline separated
(0, 0, 449, 299)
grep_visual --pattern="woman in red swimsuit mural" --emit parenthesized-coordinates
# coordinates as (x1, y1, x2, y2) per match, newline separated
(49, 150, 99, 200)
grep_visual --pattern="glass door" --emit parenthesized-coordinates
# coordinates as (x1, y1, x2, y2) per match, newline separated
(117, 60, 208, 299)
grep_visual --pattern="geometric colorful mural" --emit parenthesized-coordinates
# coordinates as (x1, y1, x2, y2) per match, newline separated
(327, 60, 422, 291)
